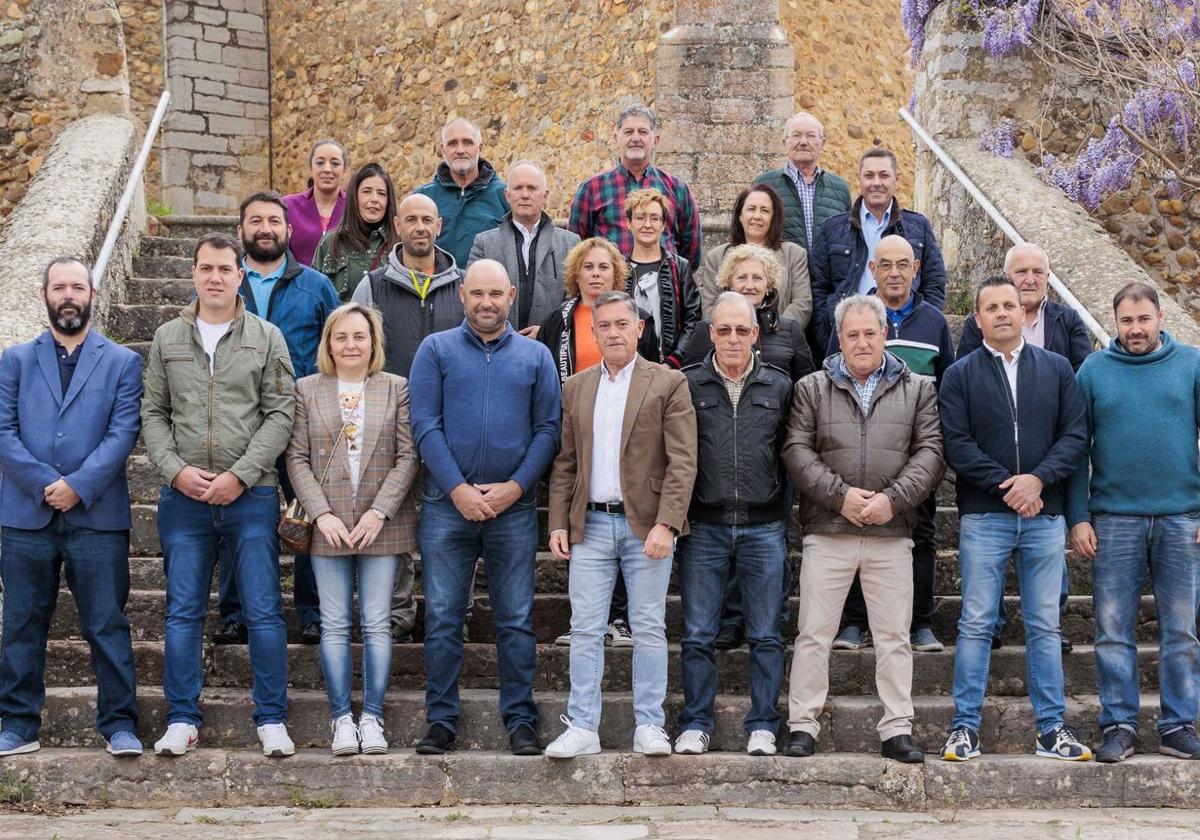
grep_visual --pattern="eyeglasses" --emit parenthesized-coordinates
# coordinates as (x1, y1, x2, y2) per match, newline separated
(875, 260, 912, 272)
(713, 325, 754, 337)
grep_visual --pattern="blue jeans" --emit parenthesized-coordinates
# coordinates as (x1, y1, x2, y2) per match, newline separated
(159, 485, 287, 726)
(311, 553, 398, 720)
(1092, 512, 1200, 734)
(567, 511, 673, 731)
(0, 516, 137, 741)
(679, 520, 785, 735)
(218, 458, 320, 626)
(952, 512, 1066, 733)
(419, 490, 538, 734)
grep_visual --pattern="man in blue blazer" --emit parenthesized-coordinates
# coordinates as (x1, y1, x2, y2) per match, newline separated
(0, 257, 144, 756)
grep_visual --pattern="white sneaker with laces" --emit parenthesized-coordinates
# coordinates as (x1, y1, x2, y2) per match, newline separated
(544, 715, 601, 758)
(674, 729, 710, 755)
(359, 714, 388, 755)
(154, 722, 198, 756)
(747, 730, 777, 756)
(257, 722, 295, 757)
(330, 714, 359, 756)
(633, 724, 672, 756)
(608, 620, 634, 648)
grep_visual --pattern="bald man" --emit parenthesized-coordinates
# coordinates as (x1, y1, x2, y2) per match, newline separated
(408, 259, 561, 756)
(468, 161, 581, 337)
(416, 117, 510, 267)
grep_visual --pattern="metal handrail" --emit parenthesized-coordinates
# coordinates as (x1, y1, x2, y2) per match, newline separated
(94, 90, 171, 289)
(899, 107, 1110, 345)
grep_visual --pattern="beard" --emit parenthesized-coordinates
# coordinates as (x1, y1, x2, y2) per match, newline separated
(46, 298, 91, 335)
(243, 232, 287, 262)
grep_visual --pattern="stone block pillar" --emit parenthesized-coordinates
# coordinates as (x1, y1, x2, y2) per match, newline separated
(654, 0, 794, 218)
(161, 0, 270, 215)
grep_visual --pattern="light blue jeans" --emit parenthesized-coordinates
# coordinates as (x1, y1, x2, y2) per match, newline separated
(951, 512, 1067, 734)
(567, 511, 673, 731)
(311, 553, 399, 720)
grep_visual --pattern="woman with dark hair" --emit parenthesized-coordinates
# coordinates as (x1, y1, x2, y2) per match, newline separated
(697, 183, 811, 329)
(282, 138, 349, 266)
(313, 163, 400, 301)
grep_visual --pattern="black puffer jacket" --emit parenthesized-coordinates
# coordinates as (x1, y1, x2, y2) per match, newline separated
(683, 352, 793, 525)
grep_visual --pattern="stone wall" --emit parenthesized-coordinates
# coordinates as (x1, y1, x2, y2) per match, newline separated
(160, 0, 270, 215)
(265, 0, 915, 216)
(120, 0, 165, 205)
(0, 0, 131, 227)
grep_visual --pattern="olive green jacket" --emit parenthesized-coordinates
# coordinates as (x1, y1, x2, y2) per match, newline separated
(141, 297, 296, 489)
(312, 226, 391, 301)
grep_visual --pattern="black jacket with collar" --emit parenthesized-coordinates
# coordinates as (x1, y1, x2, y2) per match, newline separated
(626, 249, 702, 369)
(683, 352, 793, 525)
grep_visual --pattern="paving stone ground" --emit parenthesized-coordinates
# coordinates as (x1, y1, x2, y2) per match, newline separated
(2, 805, 1200, 840)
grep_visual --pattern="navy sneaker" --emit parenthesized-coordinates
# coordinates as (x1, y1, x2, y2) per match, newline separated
(941, 726, 980, 762)
(0, 730, 39, 756)
(1160, 725, 1200, 760)
(1095, 726, 1137, 763)
(832, 626, 870, 650)
(106, 731, 143, 757)
(1035, 723, 1092, 761)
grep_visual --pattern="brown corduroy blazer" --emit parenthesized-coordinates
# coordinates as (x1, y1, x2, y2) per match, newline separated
(548, 354, 698, 544)
(286, 372, 419, 556)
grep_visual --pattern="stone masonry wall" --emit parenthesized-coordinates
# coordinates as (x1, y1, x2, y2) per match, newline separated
(120, 0, 166, 205)
(265, 0, 916, 216)
(0, 0, 131, 226)
(160, 0, 270, 214)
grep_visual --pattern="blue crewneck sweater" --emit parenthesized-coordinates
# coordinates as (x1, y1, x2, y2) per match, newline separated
(1065, 331, 1200, 526)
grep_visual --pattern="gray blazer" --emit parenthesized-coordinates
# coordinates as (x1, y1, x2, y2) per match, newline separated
(467, 213, 580, 330)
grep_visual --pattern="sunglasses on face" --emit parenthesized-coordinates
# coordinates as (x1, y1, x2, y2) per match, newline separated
(713, 325, 754, 337)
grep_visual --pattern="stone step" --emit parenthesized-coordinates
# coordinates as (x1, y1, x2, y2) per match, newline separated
(133, 253, 195, 280)
(15, 748, 1198, 810)
(124, 276, 194, 306)
(157, 215, 238, 240)
(48, 590, 1176, 645)
(140, 234, 201, 258)
(29, 686, 1179, 756)
(38, 639, 1165, 697)
(107, 302, 187, 343)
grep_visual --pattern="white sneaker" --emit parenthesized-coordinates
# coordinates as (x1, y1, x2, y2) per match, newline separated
(257, 722, 295, 758)
(330, 714, 359, 756)
(544, 715, 601, 758)
(747, 730, 777, 756)
(154, 722, 198, 756)
(608, 619, 634, 648)
(633, 724, 672, 756)
(554, 630, 572, 646)
(674, 729, 710, 755)
(359, 714, 388, 755)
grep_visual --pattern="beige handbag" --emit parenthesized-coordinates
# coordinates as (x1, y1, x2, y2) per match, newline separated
(277, 426, 345, 554)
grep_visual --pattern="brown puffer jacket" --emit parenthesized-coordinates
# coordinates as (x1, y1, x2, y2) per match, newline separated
(783, 351, 944, 537)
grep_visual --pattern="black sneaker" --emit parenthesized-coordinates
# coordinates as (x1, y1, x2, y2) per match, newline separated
(415, 723, 457, 755)
(300, 621, 322, 645)
(1061, 635, 1074, 655)
(1095, 726, 1137, 763)
(213, 620, 247, 645)
(1035, 723, 1092, 761)
(941, 726, 980, 762)
(714, 623, 744, 650)
(782, 730, 816, 757)
(508, 723, 543, 756)
(1160, 724, 1200, 759)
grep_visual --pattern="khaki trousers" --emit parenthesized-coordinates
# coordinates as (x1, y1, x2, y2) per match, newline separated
(788, 533, 915, 741)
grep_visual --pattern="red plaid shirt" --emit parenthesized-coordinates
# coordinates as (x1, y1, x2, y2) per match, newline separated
(568, 162, 701, 271)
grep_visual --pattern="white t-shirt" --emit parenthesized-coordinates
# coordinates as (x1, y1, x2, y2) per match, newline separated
(338, 379, 367, 496)
(195, 317, 232, 374)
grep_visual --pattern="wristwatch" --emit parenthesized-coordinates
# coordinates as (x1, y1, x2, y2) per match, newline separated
(370, 508, 387, 521)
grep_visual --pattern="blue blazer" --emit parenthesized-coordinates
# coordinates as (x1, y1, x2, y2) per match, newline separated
(0, 329, 143, 531)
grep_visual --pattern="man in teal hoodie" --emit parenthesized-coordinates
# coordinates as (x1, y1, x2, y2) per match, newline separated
(1066, 281, 1200, 763)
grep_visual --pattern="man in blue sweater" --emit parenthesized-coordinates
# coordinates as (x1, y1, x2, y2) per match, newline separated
(938, 276, 1090, 763)
(1066, 282, 1200, 763)
(408, 259, 561, 757)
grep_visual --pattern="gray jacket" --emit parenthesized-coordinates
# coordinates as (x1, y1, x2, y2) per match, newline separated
(467, 213, 580, 330)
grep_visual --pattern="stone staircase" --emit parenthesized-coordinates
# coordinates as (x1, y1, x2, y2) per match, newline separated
(13, 217, 1198, 810)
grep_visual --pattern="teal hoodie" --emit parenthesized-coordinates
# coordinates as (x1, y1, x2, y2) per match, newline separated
(1065, 331, 1200, 526)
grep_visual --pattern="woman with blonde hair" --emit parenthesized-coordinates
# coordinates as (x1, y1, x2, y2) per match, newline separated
(286, 303, 419, 756)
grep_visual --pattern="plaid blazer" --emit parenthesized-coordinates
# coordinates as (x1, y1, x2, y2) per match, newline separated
(286, 372, 419, 555)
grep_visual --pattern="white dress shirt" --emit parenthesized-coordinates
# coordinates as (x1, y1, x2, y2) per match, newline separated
(588, 357, 636, 503)
(512, 217, 540, 266)
(983, 338, 1024, 409)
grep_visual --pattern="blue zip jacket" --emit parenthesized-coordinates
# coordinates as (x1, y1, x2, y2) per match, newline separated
(409, 320, 561, 496)
(1065, 331, 1200, 526)
(240, 249, 340, 378)
(416, 158, 510, 270)
(939, 342, 1086, 515)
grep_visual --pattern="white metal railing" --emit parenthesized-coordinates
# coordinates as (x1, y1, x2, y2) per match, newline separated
(93, 90, 171, 289)
(899, 107, 1110, 346)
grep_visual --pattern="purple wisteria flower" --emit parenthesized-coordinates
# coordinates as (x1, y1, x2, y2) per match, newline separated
(979, 119, 1016, 156)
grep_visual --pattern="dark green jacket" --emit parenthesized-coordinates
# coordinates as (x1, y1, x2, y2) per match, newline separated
(753, 167, 851, 251)
(312, 225, 392, 302)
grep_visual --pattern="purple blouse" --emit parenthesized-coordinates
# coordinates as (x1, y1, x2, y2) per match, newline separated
(281, 187, 346, 266)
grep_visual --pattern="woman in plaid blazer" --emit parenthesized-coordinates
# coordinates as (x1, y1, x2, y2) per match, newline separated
(286, 303, 418, 756)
